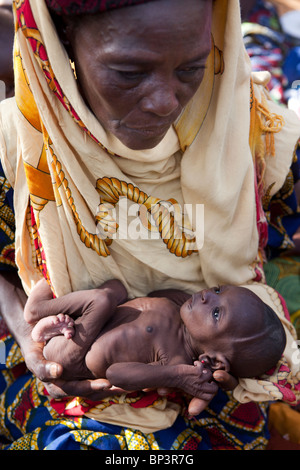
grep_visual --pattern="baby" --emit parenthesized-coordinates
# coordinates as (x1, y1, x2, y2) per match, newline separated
(25, 279, 286, 414)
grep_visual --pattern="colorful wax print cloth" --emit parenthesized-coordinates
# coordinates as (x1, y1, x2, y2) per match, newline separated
(242, 0, 300, 105)
(264, 144, 300, 259)
(0, 162, 15, 270)
(265, 255, 300, 339)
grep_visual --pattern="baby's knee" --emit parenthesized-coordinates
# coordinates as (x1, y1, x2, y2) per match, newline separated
(24, 280, 53, 324)
(24, 299, 41, 324)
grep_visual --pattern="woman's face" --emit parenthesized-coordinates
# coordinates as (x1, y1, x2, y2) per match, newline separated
(65, 0, 213, 150)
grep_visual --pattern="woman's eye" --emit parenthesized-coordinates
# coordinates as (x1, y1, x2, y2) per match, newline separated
(117, 70, 146, 80)
(177, 66, 205, 79)
(212, 307, 220, 321)
(178, 65, 204, 73)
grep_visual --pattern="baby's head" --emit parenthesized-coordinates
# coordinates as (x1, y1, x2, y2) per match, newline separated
(180, 285, 286, 378)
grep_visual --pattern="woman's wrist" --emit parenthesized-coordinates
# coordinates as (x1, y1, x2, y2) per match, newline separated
(0, 271, 29, 347)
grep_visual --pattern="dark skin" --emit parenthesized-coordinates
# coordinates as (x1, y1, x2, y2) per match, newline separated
(62, 0, 212, 151)
(239, 0, 257, 21)
(28, 279, 218, 416)
(0, 6, 14, 98)
(26, 279, 270, 415)
(0, 0, 237, 400)
(0, 270, 237, 402)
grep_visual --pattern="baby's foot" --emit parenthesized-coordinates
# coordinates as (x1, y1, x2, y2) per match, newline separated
(32, 314, 75, 343)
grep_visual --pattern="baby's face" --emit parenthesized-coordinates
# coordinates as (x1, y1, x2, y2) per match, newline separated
(180, 285, 263, 358)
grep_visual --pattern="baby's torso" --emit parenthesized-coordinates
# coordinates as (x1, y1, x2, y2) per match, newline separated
(86, 297, 192, 377)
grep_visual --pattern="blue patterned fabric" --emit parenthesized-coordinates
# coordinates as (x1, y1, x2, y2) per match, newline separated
(0, 161, 15, 270)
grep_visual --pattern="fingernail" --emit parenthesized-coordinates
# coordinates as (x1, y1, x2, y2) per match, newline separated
(214, 373, 223, 382)
(47, 363, 59, 378)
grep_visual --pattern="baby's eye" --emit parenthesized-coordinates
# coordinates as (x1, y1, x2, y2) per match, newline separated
(214, 285, 221, 294)
(212, 307, 220, 321)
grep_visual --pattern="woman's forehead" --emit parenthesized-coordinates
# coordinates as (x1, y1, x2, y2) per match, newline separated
(68, 0, 213, 57)
(46, 0, 159, 16)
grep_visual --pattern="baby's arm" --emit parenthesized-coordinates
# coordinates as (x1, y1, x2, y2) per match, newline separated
(106, 361, 218, 403)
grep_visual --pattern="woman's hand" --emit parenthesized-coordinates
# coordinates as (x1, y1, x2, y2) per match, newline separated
(0, 272, 64, 384)
(23, 340, 63, 383)
(213, 369, 238, 391)
(186, 370, 238, 417)
(21, 334, 127, 400)
(157, 367, 239, 417)
(43, 378, 126, 401)
(22, 337, 126, 400)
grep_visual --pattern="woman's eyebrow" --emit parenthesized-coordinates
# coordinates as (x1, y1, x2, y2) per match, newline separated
(102, 49, 161, 65)
(104, 45, 212, 67)
(181, 50, 212, 65)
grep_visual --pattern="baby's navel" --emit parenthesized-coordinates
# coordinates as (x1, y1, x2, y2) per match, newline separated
(146, 326, 153, 333)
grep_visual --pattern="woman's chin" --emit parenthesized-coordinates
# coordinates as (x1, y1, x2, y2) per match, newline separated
(116, 127, 170, 151)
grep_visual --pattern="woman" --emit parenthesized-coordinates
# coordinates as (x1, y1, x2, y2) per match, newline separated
(0, 0, 299, 450)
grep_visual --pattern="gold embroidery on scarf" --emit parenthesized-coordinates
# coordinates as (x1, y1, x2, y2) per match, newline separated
(174, 35, 224, 151)
(96, 177, 198, 258)
(39, 126, 198, 259)
(249, 79, 285, 193)
(23, 143, 55, 229)
(23, 162, 55, 202)
(47, 142, 111, 258)
(14, 44, 42, 133)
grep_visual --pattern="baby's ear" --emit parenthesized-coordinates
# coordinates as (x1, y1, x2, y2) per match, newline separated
(198, 353, 230, 372)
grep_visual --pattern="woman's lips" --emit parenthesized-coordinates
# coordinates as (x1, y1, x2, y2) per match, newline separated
(124, 123, 171, 138)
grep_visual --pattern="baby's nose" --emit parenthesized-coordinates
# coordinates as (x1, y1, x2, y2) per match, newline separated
(200, 288, 216, 303)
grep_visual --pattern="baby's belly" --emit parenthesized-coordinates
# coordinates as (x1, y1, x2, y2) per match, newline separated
(85, 323, 151, 379)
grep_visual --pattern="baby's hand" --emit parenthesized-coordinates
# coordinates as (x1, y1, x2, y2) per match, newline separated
(185, 361, 219, 417)
(175, 361, 218, 402)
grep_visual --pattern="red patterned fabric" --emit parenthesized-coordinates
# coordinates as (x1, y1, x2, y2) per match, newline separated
(45, 0, 159, 15)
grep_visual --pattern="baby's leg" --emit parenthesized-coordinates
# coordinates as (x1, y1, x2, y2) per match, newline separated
(25, 278, 127, 324)
(31, 314, 75, 343)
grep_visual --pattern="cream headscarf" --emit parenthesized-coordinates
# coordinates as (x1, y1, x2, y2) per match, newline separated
(0, 0, 299, 410)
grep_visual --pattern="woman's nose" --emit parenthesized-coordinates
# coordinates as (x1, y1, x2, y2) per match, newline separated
(140, 81, 179, 117)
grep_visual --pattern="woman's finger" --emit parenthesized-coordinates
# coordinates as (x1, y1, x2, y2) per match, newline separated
(213, 370, 238, 390)
(43, 378, 125, 400)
